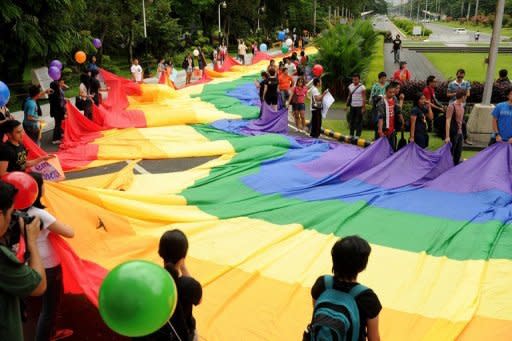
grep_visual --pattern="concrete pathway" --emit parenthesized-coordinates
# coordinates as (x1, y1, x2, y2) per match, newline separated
(384, 44, 446, 82)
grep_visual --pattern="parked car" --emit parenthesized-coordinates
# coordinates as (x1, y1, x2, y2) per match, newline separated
(454, 28, 467, 34)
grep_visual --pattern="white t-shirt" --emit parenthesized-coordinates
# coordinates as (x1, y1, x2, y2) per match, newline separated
(309, 86, 321, 111)
(27, 207, 60, 268)
(131, 64, 143, 82)
(348, 83, 366, 107)
(286, 63, 296, 76)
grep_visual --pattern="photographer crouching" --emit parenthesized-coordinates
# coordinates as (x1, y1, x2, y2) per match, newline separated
(0, 180, 47, 341)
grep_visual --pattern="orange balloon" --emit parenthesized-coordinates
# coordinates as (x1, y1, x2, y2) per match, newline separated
(75, 51, 87, 64)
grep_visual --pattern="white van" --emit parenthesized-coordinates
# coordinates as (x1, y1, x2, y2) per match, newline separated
(454, 28, 467, 34)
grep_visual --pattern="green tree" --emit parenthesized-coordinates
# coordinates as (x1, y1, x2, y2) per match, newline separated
(316, 20, 378, 98)
(0, 0, 87, 82)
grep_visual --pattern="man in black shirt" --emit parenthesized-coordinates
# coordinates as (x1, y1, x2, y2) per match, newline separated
(0, 120, 54, 176)
(49, 78, 67, 144)
(392, 34, 402, 64)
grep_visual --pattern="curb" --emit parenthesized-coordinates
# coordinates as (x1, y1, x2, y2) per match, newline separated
(305, 120, 371, 147)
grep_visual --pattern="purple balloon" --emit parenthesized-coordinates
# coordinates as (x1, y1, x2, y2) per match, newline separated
(93, 38, 102, 49)
(50, 59, 62, 70)
(48, 66, 61, 81)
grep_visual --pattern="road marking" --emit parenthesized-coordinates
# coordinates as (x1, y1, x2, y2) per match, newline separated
(127, 160, 151, 174)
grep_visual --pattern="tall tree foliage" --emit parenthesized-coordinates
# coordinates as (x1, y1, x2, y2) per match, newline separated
(0, 0, 383, 82)
(316, 20, 378, 98)
(0, 0, 87, 82)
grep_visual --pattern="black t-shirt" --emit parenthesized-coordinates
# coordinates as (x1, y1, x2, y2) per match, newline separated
(265, 77, 278, 99)
(0, 142, 27, 172)
(311, 276, 382, 341)
(392, 38, 401, 50)
(411, 105, 428, 135)
(135, 276, 202, 341)
(259, 79, 267, 100)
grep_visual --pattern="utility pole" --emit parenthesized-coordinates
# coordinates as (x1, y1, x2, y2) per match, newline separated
(466, 2, 471, 21)
(482, 0, 505, 104)
(424, 0, 428, 21)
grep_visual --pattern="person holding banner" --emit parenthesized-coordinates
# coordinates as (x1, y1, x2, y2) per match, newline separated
(28, 172, 75, 341)
(0, 120, 54, 176)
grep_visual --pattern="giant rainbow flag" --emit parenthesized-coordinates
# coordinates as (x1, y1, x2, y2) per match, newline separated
(32, 47, 511, 340)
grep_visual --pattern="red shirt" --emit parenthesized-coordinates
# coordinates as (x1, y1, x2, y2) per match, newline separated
(393, 69, 411, 83)
(385, 97, 395, 136)
(422, 86, 435, 101)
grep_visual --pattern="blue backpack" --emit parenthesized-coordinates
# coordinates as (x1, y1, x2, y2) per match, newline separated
(304, 276, 368, 341)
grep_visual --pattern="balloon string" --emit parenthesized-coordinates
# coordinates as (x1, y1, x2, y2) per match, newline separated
(166, 321, 183, 341)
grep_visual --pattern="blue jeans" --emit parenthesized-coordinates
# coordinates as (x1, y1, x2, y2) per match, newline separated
(36, 265, 63, 341)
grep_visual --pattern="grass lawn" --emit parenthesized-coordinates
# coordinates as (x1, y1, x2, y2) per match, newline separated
(365, 35, 384, 87)
(437, 21, 512, 38)
(323, 119, 478, 159)
(422, 52, 512, 81)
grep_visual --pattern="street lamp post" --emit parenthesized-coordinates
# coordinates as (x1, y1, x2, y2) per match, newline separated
(218, 1, 227, 35)
(257, 6, 265, 32)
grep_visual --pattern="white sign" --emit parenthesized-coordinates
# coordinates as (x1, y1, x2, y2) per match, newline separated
(412, 26, 422, 36)
(31, 67, 53, 99)
(322, 90, 335, 119)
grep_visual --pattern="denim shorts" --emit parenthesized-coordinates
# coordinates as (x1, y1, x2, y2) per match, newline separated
(292, 103, 306, 111)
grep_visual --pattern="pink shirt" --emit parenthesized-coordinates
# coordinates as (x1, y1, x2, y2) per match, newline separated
(293, 86, 308, 104)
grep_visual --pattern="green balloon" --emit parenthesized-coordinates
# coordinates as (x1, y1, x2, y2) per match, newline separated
(281, 46, 289, 53)
(99, 260, 177, 337)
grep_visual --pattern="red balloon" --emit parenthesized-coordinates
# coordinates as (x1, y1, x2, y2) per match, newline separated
(312, 64, 324, 77)
(1, 172, 39, 209)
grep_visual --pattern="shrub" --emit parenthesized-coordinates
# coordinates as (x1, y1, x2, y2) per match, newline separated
(392, 18, 431, 37)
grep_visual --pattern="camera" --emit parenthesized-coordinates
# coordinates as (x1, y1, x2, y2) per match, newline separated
(4, 211, 42, 249)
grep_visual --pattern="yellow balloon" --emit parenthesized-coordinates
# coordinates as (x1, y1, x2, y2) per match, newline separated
(75, 51, 87, 64)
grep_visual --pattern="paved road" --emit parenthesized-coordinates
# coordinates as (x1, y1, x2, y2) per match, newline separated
(373, 15, 405, 38)
(425, 22, 491, 43)
(370, 16, 445, 81)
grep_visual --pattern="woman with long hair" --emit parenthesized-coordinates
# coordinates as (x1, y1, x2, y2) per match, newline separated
(28, 173, 74, 341)
(289, 77, 308, 131)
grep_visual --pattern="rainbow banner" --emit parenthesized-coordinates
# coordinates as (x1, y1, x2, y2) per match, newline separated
(36, 48, 512, 340)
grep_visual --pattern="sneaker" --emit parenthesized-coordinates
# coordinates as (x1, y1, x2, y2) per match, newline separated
(51, 329, 73, 341)
(464, 139, 473, 145)
(51, 140, 61, 145)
